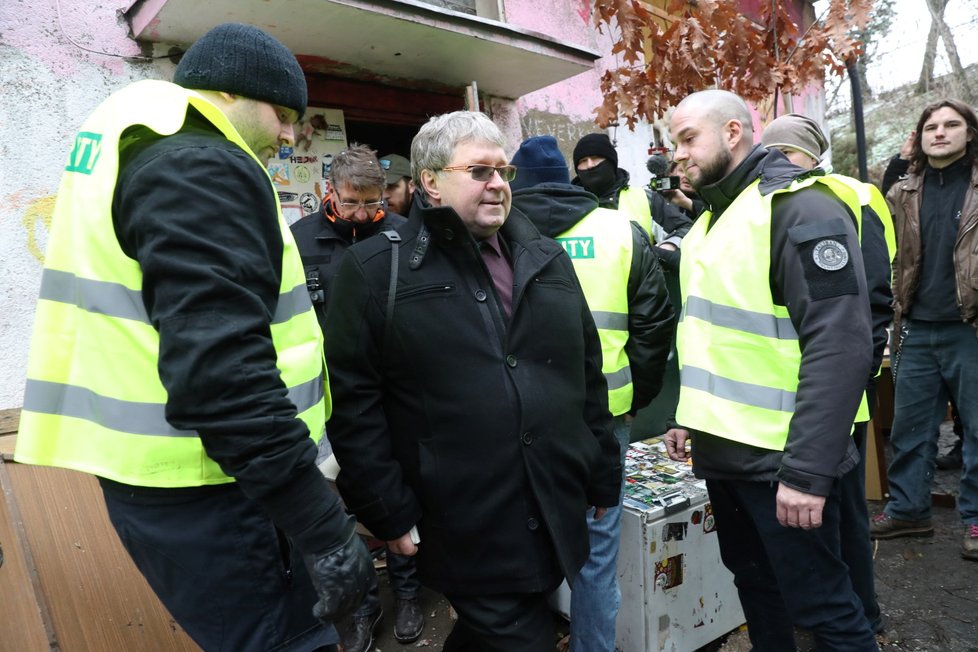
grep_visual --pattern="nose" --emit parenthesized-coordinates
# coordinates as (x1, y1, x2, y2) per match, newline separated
(673, 143, 688, 162)
(280, 122, 295, 147)
(486, 168, 508, 189)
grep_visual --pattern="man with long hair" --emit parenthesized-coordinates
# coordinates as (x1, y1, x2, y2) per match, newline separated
(871, 99, 978, 562)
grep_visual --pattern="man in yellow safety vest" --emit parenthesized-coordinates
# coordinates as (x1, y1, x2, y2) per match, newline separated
(664, 90, 878, 651)
(15, 23, 372, 651)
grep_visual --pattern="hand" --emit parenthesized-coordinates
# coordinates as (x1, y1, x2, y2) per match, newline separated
(662, 188, 693, 212)
(776, 484, 826, 529)
(593, 506, 609, 520)
(664, 428, 690, 461)
(387, 531, 418, 557)
(304, 527, 375, 624)
(899, 130, 916, 160)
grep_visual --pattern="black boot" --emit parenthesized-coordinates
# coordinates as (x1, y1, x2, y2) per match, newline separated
(342, 606, 383, 652)
(393, 597, 425, 643)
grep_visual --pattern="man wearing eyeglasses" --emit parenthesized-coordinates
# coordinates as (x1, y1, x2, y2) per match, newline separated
(291, 143, 419, 652)
(291, 144, 406, 334)
(324, 111, 621, 651)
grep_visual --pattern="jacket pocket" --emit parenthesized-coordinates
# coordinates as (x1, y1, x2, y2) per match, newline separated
(397, 281, 456, 304)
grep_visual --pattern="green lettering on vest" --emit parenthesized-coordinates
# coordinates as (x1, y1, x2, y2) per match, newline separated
(557, 236, 595, 259)
(65, 132, 103, 174)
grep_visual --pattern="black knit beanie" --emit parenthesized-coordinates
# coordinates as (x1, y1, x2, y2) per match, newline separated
(174, 23, 308, 119)
(572, 133, 618, 168)
(510, 136, 570, 191)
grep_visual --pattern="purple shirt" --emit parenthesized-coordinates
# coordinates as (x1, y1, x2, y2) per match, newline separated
(479, 233, 513, 318)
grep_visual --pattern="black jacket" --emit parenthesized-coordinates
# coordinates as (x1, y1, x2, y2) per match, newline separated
(686, 147, 874, 497)
(511, 182, 675, 413)
(291, 205, 406, 333)
(109, 111, 349, 556)
(324, 198, 621, 595)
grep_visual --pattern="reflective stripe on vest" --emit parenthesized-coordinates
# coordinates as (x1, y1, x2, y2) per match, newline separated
(15, 80, 329, 487)
(555, 207, 633, 415)
(618, 185, 668, 244)
(676, 177, 868, 451)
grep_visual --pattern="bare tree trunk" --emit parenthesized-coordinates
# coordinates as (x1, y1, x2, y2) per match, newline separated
(930, 0, 976, 102)
(916, 19, 940, 94)
(916, 0, 947, 94)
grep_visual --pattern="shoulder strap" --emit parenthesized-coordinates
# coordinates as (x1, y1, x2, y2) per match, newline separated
(381, 230, 402, 350)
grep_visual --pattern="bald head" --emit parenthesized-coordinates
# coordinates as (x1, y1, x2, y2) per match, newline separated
(669, 90, 755, 191)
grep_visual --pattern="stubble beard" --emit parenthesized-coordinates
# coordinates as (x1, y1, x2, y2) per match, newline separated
(689, 148, 733, 193)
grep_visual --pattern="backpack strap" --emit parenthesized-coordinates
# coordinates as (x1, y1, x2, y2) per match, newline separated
(380, 230, 402, 350)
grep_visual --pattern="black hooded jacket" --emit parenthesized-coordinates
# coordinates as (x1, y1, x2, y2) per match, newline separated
(685, 146, 875, 497)
(512, 183, 675, 413)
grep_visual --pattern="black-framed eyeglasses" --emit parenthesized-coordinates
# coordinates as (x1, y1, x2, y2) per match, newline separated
(439, 164, 517, 183)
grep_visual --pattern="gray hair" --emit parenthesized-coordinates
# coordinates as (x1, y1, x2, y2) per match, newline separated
(410, 111, 506, 185)
(329, 143, 387, 192)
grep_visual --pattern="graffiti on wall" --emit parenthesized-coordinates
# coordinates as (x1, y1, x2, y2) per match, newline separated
(9, 192, 56, 263)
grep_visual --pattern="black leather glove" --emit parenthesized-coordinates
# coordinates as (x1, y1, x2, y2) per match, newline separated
(303, 523, 375, 624)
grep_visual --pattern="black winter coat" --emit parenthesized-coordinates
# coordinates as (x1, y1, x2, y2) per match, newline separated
(324, 199, 620, 595)
(290, 205, 406, 333)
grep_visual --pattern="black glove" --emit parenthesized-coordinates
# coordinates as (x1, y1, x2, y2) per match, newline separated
(304, 523, 375, 624)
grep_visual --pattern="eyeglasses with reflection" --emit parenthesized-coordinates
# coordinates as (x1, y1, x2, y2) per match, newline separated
(439, 164, 517, 183)
(336, 198, 385, 212)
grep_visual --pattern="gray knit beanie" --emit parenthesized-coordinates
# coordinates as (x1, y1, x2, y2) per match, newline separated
(174, 23, 308, 119)
(761, 113, 828, 162)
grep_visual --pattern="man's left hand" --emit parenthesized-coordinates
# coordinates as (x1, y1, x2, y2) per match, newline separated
(776, 484, 825, 529)
(593, 507, 608, 520)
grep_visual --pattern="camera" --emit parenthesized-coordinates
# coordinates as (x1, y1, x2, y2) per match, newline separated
(648, 176, 682, 192)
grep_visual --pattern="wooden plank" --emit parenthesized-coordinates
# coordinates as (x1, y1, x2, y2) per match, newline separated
(865, 419, 886, 501)
(0, 407, 20, 436)
(8, 462, 200, 651)
(0, 459, 54, 651)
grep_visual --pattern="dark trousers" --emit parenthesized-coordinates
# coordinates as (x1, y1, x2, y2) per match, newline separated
(841, 420, 882, 632)
(707, 477, 878, 652)
(101, 482, 336, 652)
(442, 591, 555, 652)
(356, 546, 421, 615)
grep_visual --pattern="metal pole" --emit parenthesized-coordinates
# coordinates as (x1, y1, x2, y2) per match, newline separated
(847, 57, 868, 182)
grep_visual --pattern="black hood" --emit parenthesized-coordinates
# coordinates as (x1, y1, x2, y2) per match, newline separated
(510, 183, 600, 237)
(698, 145, 814, 219)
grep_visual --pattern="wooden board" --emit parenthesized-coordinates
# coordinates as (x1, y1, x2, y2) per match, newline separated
(0, 459, 53, 651)
(5, 461, 200, 651)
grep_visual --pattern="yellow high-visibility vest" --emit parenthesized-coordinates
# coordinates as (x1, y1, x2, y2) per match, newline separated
(555, 207, 633, 415)
(15, 80, 329, 487)
(676, 176, 869, 450)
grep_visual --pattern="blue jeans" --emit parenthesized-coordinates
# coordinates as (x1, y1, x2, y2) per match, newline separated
(569, 416, 630, 652)
(885, 319, 978, 525)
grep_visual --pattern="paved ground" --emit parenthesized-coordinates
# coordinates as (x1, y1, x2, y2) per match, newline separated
(355, 422, 977, 651)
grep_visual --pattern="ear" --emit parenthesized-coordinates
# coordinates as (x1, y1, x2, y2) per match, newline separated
(408, 178, 417, 194)
(724, 119, 745, 150)
(420, 169, 441, 202)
